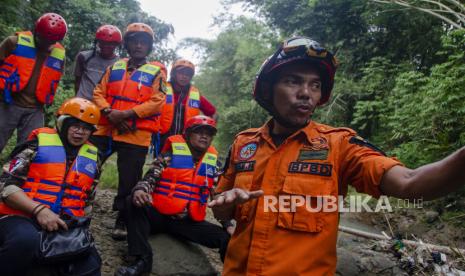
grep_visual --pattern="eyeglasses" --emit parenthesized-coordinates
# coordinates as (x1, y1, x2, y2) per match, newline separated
(281, 37, 329, 59)
(69, 124, 92, 133)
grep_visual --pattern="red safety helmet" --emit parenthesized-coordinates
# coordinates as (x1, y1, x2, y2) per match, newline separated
(184, 115, 217, 136)
(95, 25, 122, 44)
(253, 36, 338, 113)
(34, 13, 68, 41)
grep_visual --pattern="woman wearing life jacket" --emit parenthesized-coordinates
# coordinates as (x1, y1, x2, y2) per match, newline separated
(116, 115, 230, 276)
(157, 59, 217, 148)
(0, 97, 102, 275)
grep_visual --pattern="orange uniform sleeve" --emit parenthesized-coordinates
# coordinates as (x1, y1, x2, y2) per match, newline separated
(92, 67, 111, 109)
(216, 146, 236, 193)
(339, 134, 403, 198)
(132, 71, 166, 118)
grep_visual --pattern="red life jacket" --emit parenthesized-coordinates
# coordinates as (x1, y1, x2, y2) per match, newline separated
(152, 135, 217, 221)
(99, 58, 163, 132)
(0, 31, 65, 105)
(159, 83, 201, 134)
(0, 128, 98, 217)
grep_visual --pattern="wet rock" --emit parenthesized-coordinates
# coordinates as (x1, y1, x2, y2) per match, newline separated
(435, 223, 445, 230)
(456, 198, 465, 209)
(149, 234, 217, 276)
(425, 211, 439, 223)
(336, 248, 361, 275)
(370, 252, 396, 272)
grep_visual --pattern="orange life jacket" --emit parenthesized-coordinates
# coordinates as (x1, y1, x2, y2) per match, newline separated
(0, 31, 65, 105)
(159, 83, 201, 134)
(0, 128, 98, 217)
(98, 58, 163, 132)
(152, 135, 217, 221)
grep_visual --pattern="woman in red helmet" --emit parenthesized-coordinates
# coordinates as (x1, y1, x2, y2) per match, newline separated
(116, 115, 230, 276)
(158, 59, 218, 148)
(0, 13, 68, 153)
(74, 24, 122, 100)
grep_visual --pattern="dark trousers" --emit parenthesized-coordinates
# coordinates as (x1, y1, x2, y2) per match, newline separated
(0, 102, 44, 154)
(126, 203, 230, 265)
(90, 136, 148, 215)
(0, 215, 101, 276)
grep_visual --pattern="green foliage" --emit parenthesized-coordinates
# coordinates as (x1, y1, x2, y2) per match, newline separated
(99, 156, 118, 189)
(214, 100, 269, 154)
(0, 131, 17, 164)
(0, 0, 175, 90)
(213, 2, 464, 174)
(386, 29, 465, 166)
(185, 17, 277, 156)
(237, 0, 446, 74)
(44, 86, 75, 127)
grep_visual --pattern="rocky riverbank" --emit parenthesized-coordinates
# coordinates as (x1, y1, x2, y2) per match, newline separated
(90, 189, 463, 275)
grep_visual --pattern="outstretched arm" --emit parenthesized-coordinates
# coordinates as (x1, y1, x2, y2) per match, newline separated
(209, 188, 264, 221)
(381, 147, 465, 200)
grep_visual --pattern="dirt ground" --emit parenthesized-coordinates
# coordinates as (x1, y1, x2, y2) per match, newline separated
(89, 189, 223, 276)
(90, 189, 464, 276)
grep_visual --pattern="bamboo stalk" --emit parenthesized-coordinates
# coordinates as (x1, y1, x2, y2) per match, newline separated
(338, 225, 465, 256)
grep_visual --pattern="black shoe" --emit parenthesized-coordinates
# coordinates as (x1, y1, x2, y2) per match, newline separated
(112, 216, 127, 241)
(115, 258, 151, 276)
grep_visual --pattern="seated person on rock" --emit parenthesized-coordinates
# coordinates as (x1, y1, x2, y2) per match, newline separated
(0, 97, 102, 276)
(116, 115, 230, 276)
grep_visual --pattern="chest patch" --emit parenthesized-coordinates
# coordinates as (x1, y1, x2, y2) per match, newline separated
(298, 149, 328, 160)
(85, 163, 96, 174)
(288, 161, 332, 177)
(235, 161, 255, 172)
(238, 142, 257, 160)
(304, 137, 329, 150)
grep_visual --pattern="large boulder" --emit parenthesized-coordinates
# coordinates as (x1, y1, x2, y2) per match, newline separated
(149, 233, 218, 276)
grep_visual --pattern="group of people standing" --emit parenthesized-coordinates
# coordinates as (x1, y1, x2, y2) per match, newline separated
(1, 11, 465, 276)
(0, 12, 225, 276)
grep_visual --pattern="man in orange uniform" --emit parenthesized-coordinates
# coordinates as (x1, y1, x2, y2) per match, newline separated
(157, 59, 217, 149)
(0, 13, 67, 153)
(209, 37, 465, 275)
(92, 22, 166, 240)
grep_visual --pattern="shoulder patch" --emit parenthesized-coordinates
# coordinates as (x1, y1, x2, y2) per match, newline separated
(235, 128, 260, 138)
(238, 142, 258, 161)
(349, 136, 386, 156)
(316, 125, 356, 135)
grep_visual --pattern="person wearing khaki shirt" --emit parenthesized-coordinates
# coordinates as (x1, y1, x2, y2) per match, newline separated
(209, 37, 465, 275)
(91, 22, 166, 240)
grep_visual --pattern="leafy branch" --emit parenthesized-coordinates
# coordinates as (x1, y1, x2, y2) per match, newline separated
(372, 0, 465, 29)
